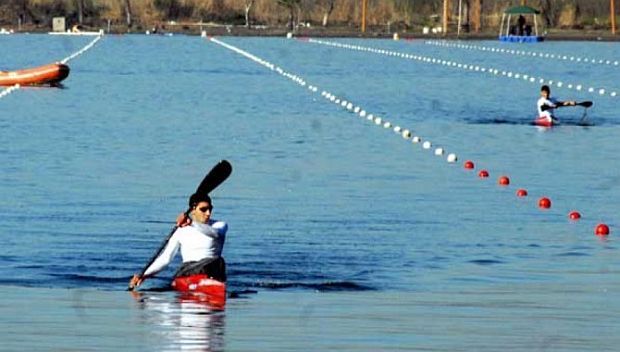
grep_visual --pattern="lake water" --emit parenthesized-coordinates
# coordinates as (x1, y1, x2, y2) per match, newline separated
(1, 34, 619, 351)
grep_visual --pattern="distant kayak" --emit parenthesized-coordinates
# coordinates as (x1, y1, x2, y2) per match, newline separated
(172, 275, 226, 307)
(0, 63, 70, 86)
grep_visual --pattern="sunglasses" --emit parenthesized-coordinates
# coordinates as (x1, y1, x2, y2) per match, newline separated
(197, 206, 213, 213)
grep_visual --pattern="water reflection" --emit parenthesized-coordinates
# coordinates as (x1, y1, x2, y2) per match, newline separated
(130, 291, 225, 351)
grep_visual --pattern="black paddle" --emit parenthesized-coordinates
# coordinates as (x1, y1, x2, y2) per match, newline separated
(541, 101, 593, 111)
(128, 160, 232, 291)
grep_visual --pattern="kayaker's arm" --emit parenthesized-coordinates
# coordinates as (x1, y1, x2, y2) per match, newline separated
(128, 232, 181, 288)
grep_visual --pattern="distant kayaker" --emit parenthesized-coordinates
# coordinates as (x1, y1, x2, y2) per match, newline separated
(537, 85, 576, 125)
(129, 193, 227, 289)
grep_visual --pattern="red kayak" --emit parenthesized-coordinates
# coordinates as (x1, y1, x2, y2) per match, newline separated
(0, 63, 70, 86)
(534, 116, 555, 127)
(172, 275, 226, 307)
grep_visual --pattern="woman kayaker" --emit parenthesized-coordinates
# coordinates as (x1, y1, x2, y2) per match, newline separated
(129, 193, 227, 289)
(537, 85, 576, 125)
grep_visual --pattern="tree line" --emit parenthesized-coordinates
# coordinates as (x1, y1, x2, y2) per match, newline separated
(0, 0, 616, 32)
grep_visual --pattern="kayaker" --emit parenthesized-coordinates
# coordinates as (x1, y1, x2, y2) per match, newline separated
(537, 85, 576, 125)
(129, 193, 228, 289)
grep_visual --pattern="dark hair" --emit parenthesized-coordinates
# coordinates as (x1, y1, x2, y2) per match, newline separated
(541, 85, 550, 93)
(188, 193, 212, 208)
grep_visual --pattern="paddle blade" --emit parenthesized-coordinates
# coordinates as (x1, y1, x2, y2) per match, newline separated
(195, 160, 232, 197)
(578, 101, 593, 108)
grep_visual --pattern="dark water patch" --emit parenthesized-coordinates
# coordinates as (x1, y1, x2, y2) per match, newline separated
(449, 277, 497, 284)
(47, 273, 132, 287)
(228, 269, 331, 282)
(0, 255, 19, 262)
(466, 117, 526, 125)
(138, 286, 174, 292)
(245, 280, 374, 292)
(554, 251, 590, 257)
(228, 289, 259, 299)
(465, 116, 602, 127)
(468, 259, 505, 265)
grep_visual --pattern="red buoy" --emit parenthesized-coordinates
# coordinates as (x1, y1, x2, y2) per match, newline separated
(478, 170, 489, 178)
(516, 189, 528, 197)
(568, 211, 581, 220)
(538, 197, 551, 209)
(498, 176, 510, 186)
(464, 160, 474, 169)
(595, 224, 610, 236)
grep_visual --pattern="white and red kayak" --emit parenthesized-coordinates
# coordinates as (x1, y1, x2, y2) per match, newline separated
(172, 275, 226, 306)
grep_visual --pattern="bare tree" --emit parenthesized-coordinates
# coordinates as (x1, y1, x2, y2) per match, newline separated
(277, 0, 300, 30)
(123, 0, 132, 27)
(471, 0, 481, 32)
(540, 0, 557, 27)
(319, 0, 335, 26)
(244, 0, 255, 28)
(75, 0, 85, 24)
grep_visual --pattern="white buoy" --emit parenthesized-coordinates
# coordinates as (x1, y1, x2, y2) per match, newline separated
(402, 129, 411, 138)
(447, 153, 457, 163)
(434, 148, 444, 156)
(383, 122, 392, 128)
(374, 117, 382, 125)
(412, 136, 421, 143)
(393, 126, 401, 133)
(359, 110, 367, 117)
(422, 141, 432, 149)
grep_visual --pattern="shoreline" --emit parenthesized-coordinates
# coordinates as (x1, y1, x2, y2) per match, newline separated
(3, 23, 619, 42)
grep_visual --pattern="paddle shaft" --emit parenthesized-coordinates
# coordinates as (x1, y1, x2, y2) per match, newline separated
(541, 101, 592, 111)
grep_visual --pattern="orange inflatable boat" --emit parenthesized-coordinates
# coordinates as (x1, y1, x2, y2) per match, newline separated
(0, 63, 70, 86)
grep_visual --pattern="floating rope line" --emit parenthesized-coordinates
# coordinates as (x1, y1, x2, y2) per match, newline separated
(60, 34, 104, 64)
(207, 36, 611, 237)
(306, 38, 618, 98)
(0, 84, 20, 100)
(425, 39, 620, 68)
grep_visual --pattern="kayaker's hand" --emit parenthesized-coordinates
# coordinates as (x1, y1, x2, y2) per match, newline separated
(176, 212, 191, 227)
(129, 274, 143, 289)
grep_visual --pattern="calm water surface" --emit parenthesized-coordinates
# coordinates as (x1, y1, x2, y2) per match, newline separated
(1, 34, 619, 351)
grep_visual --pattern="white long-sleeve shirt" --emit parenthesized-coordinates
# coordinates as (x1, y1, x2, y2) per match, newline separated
(537, 96, 559, 119)
(143, 219, 227, 277)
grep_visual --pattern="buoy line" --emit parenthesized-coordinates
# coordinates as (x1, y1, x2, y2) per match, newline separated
(60, 34, 104, 64)
(306, 38, 618, 99)
(0, 84, 20, 100)
(425, 39, 620, 68)
(207, 36, 611, 237)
